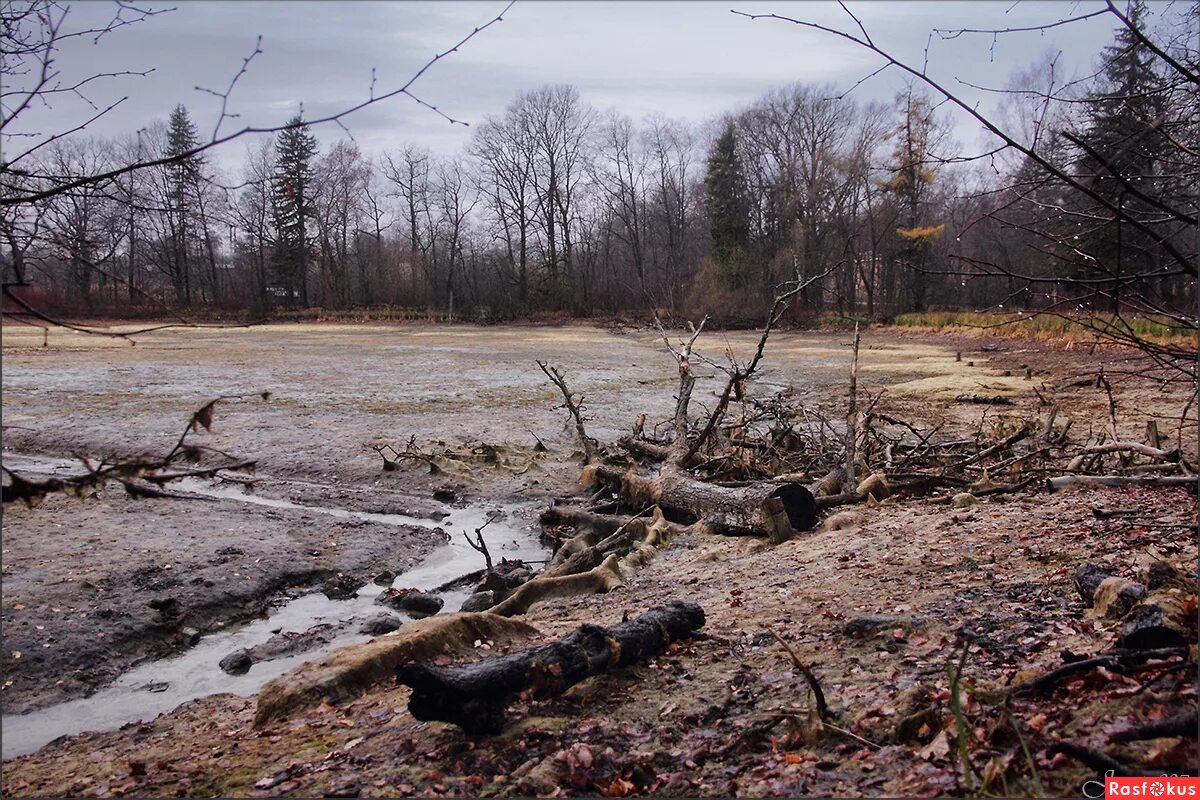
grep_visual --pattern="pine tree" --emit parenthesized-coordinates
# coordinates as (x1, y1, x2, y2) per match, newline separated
(164, 104, 204, 305)
(271, 115, 318, 306)
(704, 122, 751, 288)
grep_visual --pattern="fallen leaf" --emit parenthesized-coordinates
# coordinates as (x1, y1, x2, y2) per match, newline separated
(918, 729, 952, 761)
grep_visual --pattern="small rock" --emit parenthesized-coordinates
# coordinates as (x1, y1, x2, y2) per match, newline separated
(460, 591, 496, 612)
(327, 780, 361, 798)
(843, 615, 924, 639)
(177, 627, 200, 647)
(433, 488, 456, 503)
(376, 589, 444, 617)
(219, 649, 253, 675)
(142, 681, 169, 693)
(248, 625, 336, 662)
(148, 597, 180, 617)
(1145, 561, 1180, 590)
(1074, 563, 1114, 605)
(399, 592, 443, 616)
(503, 568, 534, 588)
(371, 570, 396, 587)
(950, 493, 978, 508)
(322, 574, 363, 601)
(215, 546, 245, 556)
(1119, 598, 1189, 650)
(1092, 577, 1146, 619)
(358, 613, 401, 636)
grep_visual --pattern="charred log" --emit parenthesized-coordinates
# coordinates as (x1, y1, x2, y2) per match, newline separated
(396, 600, 705, 734)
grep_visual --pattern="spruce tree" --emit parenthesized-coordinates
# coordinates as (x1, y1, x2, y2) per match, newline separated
(164, 104, 204, 305)
(271, 115, 318, 306)
(704, 122, 751, 289)
(1077, 0, 1167, 309)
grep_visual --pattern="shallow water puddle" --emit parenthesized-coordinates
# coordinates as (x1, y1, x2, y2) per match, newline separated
(0, 453, 548, 759)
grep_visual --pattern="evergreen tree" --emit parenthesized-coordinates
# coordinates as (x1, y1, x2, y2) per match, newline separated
(1077, 0, 1168, 309)
(271, 115, 318, 306)
(164, 104, 204, 305)
(882, 88, 944, 312)
(704, 122, 751, 288)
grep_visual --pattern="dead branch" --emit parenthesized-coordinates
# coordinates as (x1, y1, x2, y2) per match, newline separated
(464, 514, 497, 572)
(683, 265, 840, 465)
(844, 323, 861, 492)
(1109, 708, 1198, 743)
(1009, 647, 1188, 698)
(537, 360, 596, 465)
(1046, 741, 1173, 778)
(1047, 475, 1197, 491)
(1082, 442, 1181, 463)
(770, 630, 830, 722)
(955, 425, 1031, 468)
(2, 396, 261, 506)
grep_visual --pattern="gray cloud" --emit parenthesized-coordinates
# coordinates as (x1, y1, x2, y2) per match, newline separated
(6, 0, 1140, 174)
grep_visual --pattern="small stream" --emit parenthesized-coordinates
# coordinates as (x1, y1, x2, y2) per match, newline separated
(1, 454, 548, 760)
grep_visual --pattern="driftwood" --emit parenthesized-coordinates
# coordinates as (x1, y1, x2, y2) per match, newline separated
(589, 463, 816, 536)
(396, 600, 705, 734)
(489, 553, 625, 616)
(1083, 442, 1181, 462)
(1047, 475, 1196, 491)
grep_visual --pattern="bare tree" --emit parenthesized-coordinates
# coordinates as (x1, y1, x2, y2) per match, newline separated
(1, 0, 515, 332)
(733, 2, 1197, 378)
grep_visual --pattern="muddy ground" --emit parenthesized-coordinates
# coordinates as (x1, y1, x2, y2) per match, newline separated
(1, 321, 1195, 796)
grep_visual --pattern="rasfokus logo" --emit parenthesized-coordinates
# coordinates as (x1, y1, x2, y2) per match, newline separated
(1083, 775, 1200, 798)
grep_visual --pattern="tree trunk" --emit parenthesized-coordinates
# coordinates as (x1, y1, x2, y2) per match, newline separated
(592, 463, 816, 535)
(396, 600, 705, 734)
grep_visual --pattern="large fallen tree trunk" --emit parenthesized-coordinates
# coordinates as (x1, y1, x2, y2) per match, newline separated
(588, 463, 816, 535)
(397, 600, 705, 734)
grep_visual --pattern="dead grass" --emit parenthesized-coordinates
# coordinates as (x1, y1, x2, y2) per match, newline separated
(891, 310, 1197, 345)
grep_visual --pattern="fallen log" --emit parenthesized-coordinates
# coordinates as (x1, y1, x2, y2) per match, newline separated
(955, 394, 1015, 405)
(1047, 475, 1197, 491)
(254, 612, 541, 727)
(1119, 593, 1192, 650)
(617, 435, 709, 468)
(1083, 442, 1181, 463)
(396, 600, 705, 734)
(589, 463, 816, 535)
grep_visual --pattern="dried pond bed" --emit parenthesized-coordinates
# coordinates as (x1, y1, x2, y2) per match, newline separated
(2, 322, 1195, 795)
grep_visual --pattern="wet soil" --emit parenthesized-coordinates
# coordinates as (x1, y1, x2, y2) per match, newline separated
(1, 321, 1195, 796)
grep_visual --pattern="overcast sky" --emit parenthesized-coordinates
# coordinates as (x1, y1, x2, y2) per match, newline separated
(9, 1, 1170, 175)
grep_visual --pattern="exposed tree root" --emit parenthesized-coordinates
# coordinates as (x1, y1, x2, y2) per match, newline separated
(253, 613, 541, 727)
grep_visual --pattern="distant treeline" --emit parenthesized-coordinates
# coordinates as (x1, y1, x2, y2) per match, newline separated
(2, 3, 1194, 328)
